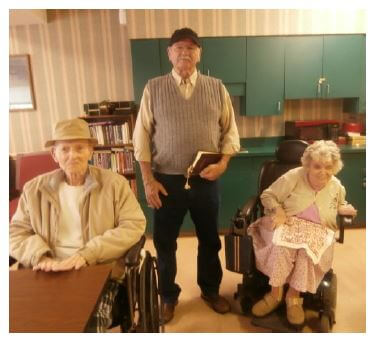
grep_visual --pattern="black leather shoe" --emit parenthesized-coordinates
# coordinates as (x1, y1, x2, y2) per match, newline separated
(162, 301, 177, 324)
(201, 293, 231, 314)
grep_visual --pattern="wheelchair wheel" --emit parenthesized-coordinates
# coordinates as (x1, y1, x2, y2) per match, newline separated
(139, 251, 162, 332)
(320, 314, 331, 333)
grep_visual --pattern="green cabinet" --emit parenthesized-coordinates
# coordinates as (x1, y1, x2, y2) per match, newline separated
(201, 37, 246, 96)
(131, 39, 162, 105)
(159, 39, 171, 74)
(285, 36, 323, 99)
(338, 150, 366, 228)
(285, 35, 365, 100)
(245, 37, 285, 116)
(322, 35, 364, 98)
(202, 37, 246, 83)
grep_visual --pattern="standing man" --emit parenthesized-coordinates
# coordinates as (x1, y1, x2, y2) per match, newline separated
(133, 27, 240, 323)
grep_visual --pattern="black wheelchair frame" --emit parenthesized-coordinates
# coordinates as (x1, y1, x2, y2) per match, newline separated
(109, 235, 164, 333)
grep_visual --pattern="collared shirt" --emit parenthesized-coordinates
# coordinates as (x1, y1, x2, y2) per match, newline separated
(133, 68, 240, 162)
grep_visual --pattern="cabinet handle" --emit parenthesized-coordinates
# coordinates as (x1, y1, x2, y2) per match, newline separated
(327, 84, 330, 96)
(277, 101, 281, 112)
(207, 69, 210, 76)
(317, 83, 321, 96)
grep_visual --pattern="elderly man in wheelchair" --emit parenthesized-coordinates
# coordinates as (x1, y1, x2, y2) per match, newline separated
(225, 140, 356, 332)
(9, 118, 161, 332)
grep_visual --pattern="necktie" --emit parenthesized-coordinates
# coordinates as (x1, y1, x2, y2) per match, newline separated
(181, 79, 191, 99)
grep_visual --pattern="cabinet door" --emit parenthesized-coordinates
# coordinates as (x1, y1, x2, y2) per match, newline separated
(323, 35, 364, 99)
(338, 152, 366, 228)
(245, 37, 285, 116)
(285, 36, 323, 99)
(131, 39, 162, 105)
(202, 37, 246, 83)
(359, 35, 366, 112)
(159, 39, 172, 75)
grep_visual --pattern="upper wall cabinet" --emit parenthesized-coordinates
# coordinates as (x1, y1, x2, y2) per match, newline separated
(285, 35, 365, 99)
(285, 36, 323, 99)
(131, 39, 162, 105)
(202, 37, 246, 96)
(322, 35, 364, 98)
(245, 37, 285, 116)
(201, 37, 246, 83)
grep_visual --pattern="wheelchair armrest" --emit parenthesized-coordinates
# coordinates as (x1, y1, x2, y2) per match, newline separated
(123, 235, 146, 267)
(337, 215, 353, 244)
(241, 196, 261, 220)
(230, 196, 261, 236)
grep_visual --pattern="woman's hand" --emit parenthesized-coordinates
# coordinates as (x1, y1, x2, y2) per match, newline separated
(271, 207, 287, 227)
(338, 204, 357, 217)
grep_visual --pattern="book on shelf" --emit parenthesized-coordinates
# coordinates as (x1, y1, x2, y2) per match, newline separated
(91, 148, 134, 175)
(87, 121, 131, 145)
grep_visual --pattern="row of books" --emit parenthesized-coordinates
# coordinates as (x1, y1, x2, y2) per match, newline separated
(88, 122, 131, 145)
(91, 148, 135, 174)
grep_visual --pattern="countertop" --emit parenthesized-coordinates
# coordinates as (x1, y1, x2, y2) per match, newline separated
(236, 137, 366, 157)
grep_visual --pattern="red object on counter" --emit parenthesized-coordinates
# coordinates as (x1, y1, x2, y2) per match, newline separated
(343, 122, 363, 133)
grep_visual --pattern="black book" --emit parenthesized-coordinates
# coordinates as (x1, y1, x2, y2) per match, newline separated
(187, 151, 223, 176)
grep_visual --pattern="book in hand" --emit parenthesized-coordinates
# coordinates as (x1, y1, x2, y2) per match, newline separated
(188, 151, 223, 176)
(184, 151, 222, 189)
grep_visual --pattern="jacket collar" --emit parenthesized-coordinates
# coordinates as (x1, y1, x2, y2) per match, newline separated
(39, 166, 100, 204)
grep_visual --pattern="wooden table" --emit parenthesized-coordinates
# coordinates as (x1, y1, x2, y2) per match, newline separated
(9, 263, 113, 332)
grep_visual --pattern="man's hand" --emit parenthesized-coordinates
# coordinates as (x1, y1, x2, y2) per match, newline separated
(144, 179, 168, 209)
(33, 254, 87, 272)
(33, 256, 60, 272)
(200, 161, 228, 181)
(200, 155, 232, 181)
(52, 254, 87, 271)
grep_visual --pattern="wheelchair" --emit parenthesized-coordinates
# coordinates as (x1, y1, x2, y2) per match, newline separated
(108, 235, 164, 333)
(224, 140, 352, 333)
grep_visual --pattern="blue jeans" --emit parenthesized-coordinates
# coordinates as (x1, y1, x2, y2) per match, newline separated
(153, 173, 222, 304)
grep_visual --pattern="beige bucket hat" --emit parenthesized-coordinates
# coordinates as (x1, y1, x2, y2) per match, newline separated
(45, 118, 98, 148)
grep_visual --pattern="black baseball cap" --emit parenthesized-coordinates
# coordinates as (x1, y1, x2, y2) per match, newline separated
(169, 27, 201, 47)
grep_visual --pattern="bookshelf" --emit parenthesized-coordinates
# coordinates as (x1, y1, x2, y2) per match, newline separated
(80, 112, 138, 196)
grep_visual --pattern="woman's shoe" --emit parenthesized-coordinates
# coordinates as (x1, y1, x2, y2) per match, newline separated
(286, 297, 305, 325)
(252, 292, 283, 317)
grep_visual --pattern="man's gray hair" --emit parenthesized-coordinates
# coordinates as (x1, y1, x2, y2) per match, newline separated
(301, 140, 343, 174)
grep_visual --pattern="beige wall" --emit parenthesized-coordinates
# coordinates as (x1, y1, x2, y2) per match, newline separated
(126, 9, 366, 38)
(9, 9, 366, 154)
(10, 9, 133, 154)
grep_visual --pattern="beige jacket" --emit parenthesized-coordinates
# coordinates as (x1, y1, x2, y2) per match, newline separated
(261, 167, 347, 230)
(10, 166, 146, 278)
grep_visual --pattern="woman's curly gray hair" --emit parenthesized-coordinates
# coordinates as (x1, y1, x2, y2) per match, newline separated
(301, 140, 343, 174)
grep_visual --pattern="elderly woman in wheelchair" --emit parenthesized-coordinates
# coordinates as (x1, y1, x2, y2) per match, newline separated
(248, 140, 356, 327)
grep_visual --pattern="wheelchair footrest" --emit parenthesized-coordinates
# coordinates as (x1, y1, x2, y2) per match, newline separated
(251, 304, 296, 333)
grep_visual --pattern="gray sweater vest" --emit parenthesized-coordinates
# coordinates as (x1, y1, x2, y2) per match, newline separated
(148, 73, 224, 174)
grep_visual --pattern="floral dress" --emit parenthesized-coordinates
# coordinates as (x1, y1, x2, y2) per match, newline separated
(248, 203, 335, 293)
